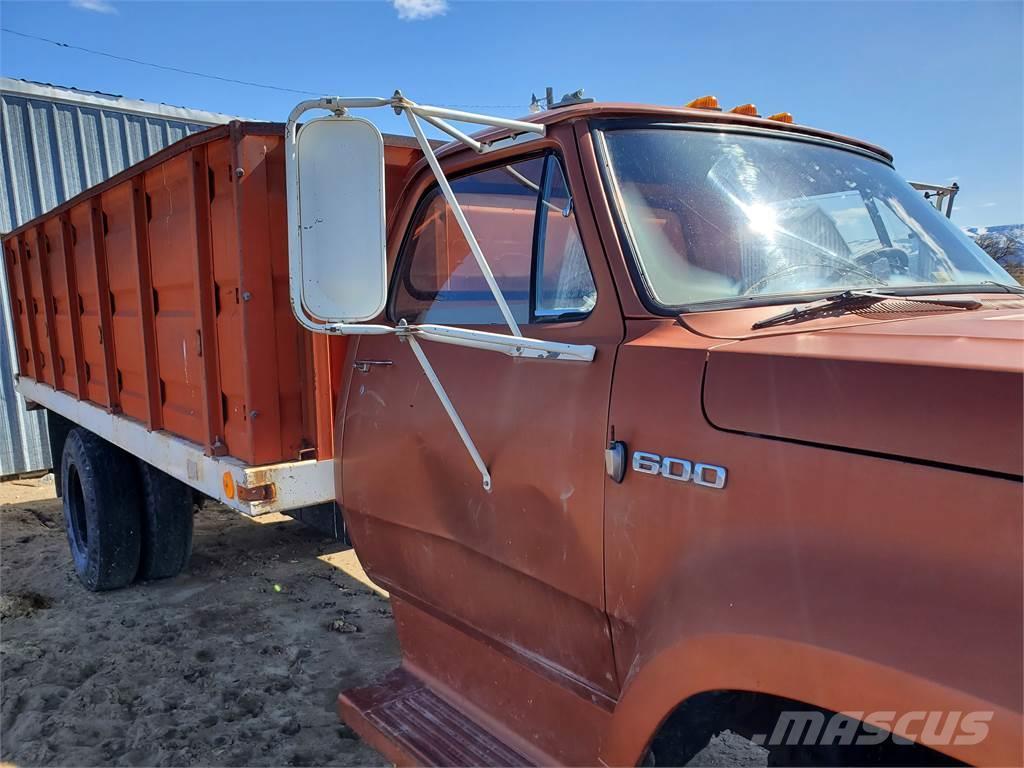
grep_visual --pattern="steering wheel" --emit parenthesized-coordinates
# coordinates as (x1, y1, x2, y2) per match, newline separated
(854, 246, 910, 274)
(742, 258, 889, 295)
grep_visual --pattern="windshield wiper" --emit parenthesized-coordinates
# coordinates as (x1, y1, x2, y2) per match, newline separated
(751, 290, 982, 330)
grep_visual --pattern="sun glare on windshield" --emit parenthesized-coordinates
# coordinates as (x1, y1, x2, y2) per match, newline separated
(744, 202, 779, 238)
(603, 128, 1014, 308)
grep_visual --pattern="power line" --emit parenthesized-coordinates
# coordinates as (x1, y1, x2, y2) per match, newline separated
(0, 27, 527, 109)
(2, 27, 320, 96)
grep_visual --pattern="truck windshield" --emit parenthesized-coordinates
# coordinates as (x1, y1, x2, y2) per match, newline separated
(601, 126, 1016, 308)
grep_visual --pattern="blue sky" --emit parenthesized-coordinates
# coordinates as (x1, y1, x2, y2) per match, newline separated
(2, 0, 1021, 227)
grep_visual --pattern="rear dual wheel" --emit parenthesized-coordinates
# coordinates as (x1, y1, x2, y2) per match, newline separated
(137, 460, 194, 581)
(62, 429, 142, 591)
(61, 428, 193, 591)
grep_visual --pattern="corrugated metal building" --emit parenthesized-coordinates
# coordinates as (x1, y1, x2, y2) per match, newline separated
(0, 78, 238, 477)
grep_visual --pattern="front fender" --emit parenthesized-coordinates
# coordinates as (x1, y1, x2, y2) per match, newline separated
(603, 329, 1022, 766)
(601, 632, 1022, 767)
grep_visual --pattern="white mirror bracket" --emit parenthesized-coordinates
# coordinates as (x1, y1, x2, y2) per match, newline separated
(286, 93, 595, 489)
(402, 328, 492, 492)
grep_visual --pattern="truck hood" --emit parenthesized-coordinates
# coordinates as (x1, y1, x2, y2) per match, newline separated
(701, 307, 1024, 476)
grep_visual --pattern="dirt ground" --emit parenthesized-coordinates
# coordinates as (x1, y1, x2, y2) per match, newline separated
(1, 477, 395, 767)
(0, 478, 764, 767)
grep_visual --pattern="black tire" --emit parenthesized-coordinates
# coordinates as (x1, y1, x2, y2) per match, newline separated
(766, 737, 961, 767)
(61, 428, 142, 591)
(136, 461, 194, 581)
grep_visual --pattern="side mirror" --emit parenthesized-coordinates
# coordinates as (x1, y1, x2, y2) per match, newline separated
(289, 115, 387, 325)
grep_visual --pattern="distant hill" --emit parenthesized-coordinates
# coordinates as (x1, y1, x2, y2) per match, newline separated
(964, 224, 1024, 238)
(964, 224, 1024, 265)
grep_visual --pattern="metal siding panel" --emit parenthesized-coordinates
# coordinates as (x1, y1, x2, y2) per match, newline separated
(165, 122, 183, 145)
(27, 101, 62, 214)
(77, 108, 104, 190)
(0, 84, 229, 474)
(3, 98, 42, 225)
(100, 110, 127, 176)
(51, 104, 78, 200)
(124, 114, 147, 167)
(146, 118, 165, 152)
(0, 115, 12, 233)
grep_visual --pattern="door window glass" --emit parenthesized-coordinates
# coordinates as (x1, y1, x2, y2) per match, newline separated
(535, 159, 597, 319)
(393, 155, 596, 325)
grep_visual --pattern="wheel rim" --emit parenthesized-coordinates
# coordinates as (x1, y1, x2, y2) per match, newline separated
(66, 463, 89, 552)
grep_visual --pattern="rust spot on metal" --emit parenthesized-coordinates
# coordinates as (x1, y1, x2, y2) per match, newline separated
(236, 482, 275, 502)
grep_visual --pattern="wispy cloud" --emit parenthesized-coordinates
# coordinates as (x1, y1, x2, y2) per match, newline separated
(981, 202, 998, 208)
(71, 0, 118, 13)
(392, 0, 448, 21)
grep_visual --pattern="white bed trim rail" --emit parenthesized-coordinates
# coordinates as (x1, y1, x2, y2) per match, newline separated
(16, 377, 335, 517)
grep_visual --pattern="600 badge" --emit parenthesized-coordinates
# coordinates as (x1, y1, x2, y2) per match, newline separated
(632, 451, 727, 489)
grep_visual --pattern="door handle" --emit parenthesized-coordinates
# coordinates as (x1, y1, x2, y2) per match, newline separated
(353, 360, 393, 373)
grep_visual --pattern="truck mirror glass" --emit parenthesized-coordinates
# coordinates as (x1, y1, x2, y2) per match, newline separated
(291, 116, 387, 324)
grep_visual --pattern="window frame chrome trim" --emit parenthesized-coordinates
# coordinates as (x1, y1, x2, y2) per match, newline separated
(389, 150, 598, 327)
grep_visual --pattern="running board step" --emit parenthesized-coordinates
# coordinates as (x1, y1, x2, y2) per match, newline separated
(339, 667, 535, 767)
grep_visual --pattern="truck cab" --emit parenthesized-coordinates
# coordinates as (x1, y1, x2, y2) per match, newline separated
(298, 100, 1023, 767)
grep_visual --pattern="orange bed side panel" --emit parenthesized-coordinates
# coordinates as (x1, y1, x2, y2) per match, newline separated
(41, 216, 79, 398)
(101, 180, 152, 426)
(232, 130, 310, 465)
(206, 137, 250, 460)
(23, 229, 56, 388)
(4, 238, 35, 383)
(69, 200, 115, 408)
(144, 151, 206, 444)
(1, 122, 410, 468)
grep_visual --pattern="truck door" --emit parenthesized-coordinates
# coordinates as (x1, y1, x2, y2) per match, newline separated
(340, 150, 623, 699)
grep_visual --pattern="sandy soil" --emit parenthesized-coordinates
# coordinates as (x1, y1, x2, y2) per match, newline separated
(0, 478, 764, 767)
(1, 478, 394, 767)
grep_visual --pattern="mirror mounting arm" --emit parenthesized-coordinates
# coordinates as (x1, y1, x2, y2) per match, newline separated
(400, 103, 524, 338)
(285, 93, 588, 491)
(399, 324, 492, 492)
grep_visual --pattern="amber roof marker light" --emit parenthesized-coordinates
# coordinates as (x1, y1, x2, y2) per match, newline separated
(768, 112, 795, 124)
(728, 103, 760, 117)
(685, 95, 721, 111)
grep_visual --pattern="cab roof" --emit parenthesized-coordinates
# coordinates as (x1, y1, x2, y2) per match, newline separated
(437, 101, 894, 164)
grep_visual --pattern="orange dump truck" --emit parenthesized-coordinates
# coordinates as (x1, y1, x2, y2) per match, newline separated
(3, 92, 1022, 766)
